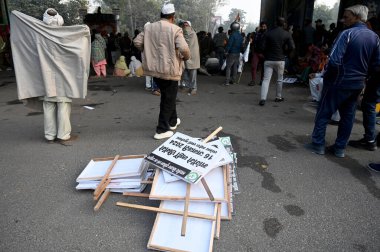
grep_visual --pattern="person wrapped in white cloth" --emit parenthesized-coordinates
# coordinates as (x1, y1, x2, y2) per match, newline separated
(41, 8, 75, 143)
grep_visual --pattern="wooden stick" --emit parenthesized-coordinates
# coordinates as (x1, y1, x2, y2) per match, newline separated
(198, 126, 222, 202)
(181, 183, 191, 236)
(122, 192, 150, 198)
(93, 155, 120, 199)
(94, 189, 111, 211)
(140, 180, 153, 184)
(116, 202, 216, 221)
(93, 178, 110, 201)
(202, 126, 223, 143)
(215, 203, 222, 239)
(93, 154, 145, 162)
(201, 178, 215, 201)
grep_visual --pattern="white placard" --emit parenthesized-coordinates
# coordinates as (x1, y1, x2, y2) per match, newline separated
(145, 132, 224, 184)
(148, 201, 217, 252)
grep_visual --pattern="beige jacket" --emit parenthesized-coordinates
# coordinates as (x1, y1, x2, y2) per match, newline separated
(133, 19, 190, 81)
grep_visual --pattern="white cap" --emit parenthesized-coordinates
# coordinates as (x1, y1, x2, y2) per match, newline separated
(43, 8, 64, 26)
(184, 20, 191, 27)
(161, 2, 175, 15)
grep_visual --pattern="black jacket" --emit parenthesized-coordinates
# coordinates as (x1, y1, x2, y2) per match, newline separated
(262, 26, 295, 61)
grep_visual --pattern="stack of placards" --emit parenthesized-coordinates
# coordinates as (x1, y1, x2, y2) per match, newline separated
(76, 155, 152, 193)
(137, 132, 237, 252)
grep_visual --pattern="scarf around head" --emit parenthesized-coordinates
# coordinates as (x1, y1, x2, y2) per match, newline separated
(115, 56, 128, 70)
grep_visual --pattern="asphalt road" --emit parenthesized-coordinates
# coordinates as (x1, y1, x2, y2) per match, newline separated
(0, 69, 379, 252)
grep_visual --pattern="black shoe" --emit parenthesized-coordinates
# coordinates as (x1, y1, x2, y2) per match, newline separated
(305, 142, 325, 155)
(367, 163, 380, 172)
(348, 138, 377, 151)
(274, 97, 284, 102)
(326, 145, 345, 158)
(259, 100, 265, 106)
(259, 80, 263, 86)
(248, 81, 255, 86)
(328, 120, 339, 126)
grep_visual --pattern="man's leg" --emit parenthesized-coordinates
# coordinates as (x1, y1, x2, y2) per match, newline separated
(43, 101, 57, 141)
(188, 69, 197, 91)
(361, 87, 379, 142)
(311, 86, 339, 146)
(275, 61, 285, 99)
(231, 54, 240, 83)
(335, 89, 363, 149)
(57, 102, 72, 140)
(225, 54, 234, 84)
(251, 53, 259, 82)
(260, 61, 274, 101)
(155, 78, 178, 134)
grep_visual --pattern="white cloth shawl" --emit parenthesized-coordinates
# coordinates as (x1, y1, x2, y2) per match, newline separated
(10, 11, 91, 99)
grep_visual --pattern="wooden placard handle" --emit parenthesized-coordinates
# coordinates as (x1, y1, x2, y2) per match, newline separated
(181, 183, 191, 236)
(93, 155, 120, 198)
(116, 202, 216, 221)
(94, 189, 111, 211)
(202, 126, 223, 143)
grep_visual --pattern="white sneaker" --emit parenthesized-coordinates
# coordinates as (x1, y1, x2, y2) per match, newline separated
(169, 118, 181, 130)
(154, 131, 174, 140)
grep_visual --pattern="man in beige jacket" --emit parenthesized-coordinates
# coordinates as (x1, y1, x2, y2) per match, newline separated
(133, 2, 190, 140)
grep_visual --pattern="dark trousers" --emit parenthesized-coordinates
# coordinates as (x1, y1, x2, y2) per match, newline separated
(225, 53, 240, 84)
(215, 47, 225, 69)
(251, 52, 264, 81)
(154, 78, 178, 133)
(362, 84, 380, 141)
(312, 86, 362, 149)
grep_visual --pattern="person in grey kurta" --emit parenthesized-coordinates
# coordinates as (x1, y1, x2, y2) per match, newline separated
(180, 21, 200, 95)
(41, 8, 75, 143)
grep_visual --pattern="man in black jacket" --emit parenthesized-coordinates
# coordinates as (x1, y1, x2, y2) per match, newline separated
(259, 17, 295, 106)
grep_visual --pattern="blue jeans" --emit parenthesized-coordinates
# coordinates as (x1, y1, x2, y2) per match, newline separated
(312, 86, 362, 149)
(362, 84, 380, 141)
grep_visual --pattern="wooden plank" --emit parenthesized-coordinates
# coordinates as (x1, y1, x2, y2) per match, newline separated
(202, 126, 223, 143)
(93, 178, 111, 201)
(181, 183, 191, 236)
(215, 203, 222, 239)
(93, 154, 145, 162)
(199, 126, 222, 202)
(140, 180, 153, 184)
(93, 188, 111, 211)
(122, 192, 150, 198)
(116, 202, 216, 221)
(201, 178, 215, 201)
(93, 155, 119, 199)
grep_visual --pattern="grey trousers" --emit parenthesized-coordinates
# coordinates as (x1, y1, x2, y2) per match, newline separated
(225, 53, 240, 84)
(43, 101, 71, 140)
(182, 68, 198, 90)
(260, 60, 285, 100)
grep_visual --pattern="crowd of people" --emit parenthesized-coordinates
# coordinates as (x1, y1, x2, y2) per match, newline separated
(7, 3, 380, 171)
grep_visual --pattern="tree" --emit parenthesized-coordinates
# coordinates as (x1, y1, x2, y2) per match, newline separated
(221, 8, 246, 32)
(98, 0, 226, 33)
(8, 0, 88, 25)
(313, 4, 332, 25)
